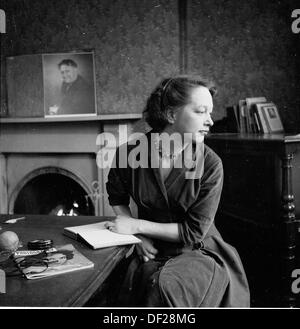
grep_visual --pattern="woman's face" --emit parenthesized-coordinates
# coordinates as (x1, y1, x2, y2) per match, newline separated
(171, 86, 214, 143)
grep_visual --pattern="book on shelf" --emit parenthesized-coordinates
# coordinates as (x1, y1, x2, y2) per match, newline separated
(238, 100, 247, 133)
(245, 97, 267, 133)
(226, 106, 240, 132)
(255, 102, 271, 133)
(13, 244, 94, 280)
(63, 221, 141, 249)
(253, 112, 261, 133)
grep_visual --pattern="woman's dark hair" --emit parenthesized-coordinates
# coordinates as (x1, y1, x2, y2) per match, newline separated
(143, 75, 217, 131)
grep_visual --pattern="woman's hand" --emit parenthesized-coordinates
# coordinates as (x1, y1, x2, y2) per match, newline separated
(104, 215, 140, 235)
(104, 216, 158, 262)
(135, 235, 158, 262)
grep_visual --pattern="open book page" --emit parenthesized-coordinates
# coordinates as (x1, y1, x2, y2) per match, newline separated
(64, 222, 141, 249)
(13, 244, 94, 280)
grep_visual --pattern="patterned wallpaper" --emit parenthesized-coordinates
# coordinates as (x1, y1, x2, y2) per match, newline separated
(0, 0, 179, 116)
(187, 0, 300, 130)
(1, 0, 300, 130)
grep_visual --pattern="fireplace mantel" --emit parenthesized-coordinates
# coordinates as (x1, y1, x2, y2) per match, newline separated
(0, 113, 143, 153)
(0, 113, 142, 124)
(0, 113, 142, 215)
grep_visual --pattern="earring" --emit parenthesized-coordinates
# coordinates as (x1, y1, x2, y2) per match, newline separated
(167, 110, 176, 124)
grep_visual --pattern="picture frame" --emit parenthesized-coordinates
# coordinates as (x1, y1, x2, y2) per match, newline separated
(42, 51, 97, 117)
(255, 102, 269, 133)
(260, 102, 284, 133)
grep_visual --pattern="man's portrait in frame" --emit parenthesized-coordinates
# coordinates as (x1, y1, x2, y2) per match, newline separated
(43, 51, 97, 117)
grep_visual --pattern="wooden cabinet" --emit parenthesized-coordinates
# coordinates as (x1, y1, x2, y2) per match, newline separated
(205, 133, 300, 307)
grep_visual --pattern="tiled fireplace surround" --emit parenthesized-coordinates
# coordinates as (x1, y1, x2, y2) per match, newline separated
(0, 114, 142, 216)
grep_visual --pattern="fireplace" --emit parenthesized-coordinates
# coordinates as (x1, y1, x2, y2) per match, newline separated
(14, 169, 95, 216)
(0, 114, 142, 216)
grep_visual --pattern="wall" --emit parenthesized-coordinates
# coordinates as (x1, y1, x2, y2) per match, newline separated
(1, 0, 300, 131)
(188, 0, 300, 130)
(0, 0, 179, 116)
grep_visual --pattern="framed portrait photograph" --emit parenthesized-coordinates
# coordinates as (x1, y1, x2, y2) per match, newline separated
(261, 102, 284, 133)
(42, 51, 97, 117)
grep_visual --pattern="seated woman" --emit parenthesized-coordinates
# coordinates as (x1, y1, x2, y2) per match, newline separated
(105, 75, 250, 307)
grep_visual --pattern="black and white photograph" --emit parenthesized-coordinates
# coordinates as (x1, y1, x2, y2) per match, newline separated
(43, 51, 97, 117)
(262, 103, 284, 132)
(0, 0, 300, 317)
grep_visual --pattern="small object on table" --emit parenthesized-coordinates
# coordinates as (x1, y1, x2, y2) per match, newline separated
(27, 239, 54, 250)
(4, 216, 26, 224)
(0, 231, 20, 253)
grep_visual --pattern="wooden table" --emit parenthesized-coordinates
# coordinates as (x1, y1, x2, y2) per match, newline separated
(0, 214, 129, 307)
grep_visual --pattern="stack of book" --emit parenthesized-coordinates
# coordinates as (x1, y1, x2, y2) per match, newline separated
(226, 97, 284, 134)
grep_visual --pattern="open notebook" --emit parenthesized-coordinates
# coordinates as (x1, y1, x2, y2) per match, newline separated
(63, 222, 141, 249)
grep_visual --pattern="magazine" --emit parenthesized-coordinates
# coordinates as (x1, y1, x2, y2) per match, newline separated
(13, 244, 94, 280)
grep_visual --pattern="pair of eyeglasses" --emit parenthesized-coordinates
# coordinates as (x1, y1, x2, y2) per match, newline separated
(15, 252, 67, 273)
(14, 257, 49, 276)
(0, 256, 44, 277)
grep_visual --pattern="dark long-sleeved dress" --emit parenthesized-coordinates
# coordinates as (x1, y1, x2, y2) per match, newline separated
(106, 131, 250, 307)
